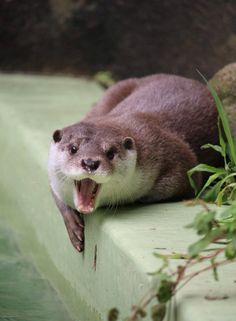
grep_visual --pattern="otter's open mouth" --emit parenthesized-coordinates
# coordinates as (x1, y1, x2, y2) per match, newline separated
(74, 178, 101, 214)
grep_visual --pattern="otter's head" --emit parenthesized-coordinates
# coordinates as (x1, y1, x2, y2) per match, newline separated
(48, 122, 137, 214)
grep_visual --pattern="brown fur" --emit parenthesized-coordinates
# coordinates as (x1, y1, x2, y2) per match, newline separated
(82, 74, 221, 198)
(50, 74, 221, 251)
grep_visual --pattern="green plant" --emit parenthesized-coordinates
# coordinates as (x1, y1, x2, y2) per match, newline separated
(108, 200, 236, 321)
(108, 81, 236, 321)
(188, 76, 236, 205)
(94, 71, 115, 88)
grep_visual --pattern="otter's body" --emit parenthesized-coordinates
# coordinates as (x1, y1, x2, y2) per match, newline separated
(48, 74, 220, 251)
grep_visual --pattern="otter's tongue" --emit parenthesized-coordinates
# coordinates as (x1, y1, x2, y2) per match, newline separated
(74, 178, 100, 214)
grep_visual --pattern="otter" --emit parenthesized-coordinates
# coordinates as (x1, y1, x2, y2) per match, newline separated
(48, 74, 221, 252)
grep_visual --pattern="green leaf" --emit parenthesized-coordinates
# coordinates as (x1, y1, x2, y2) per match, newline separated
(188, 164, 226, 194)
(198, 71, 236, 165)
(201, 143, 224, 156)
(197, 172, 225, 199)
(217, 173, 236, 188)
(167, 252, 189, 259)
(156, 272, 171, 282)
(203, 180, 224, 202)
(188, 163, 225, 175)
(210, 257, 219, 281)
(216, 181, 236, 205)
(201, 172, 236, 204)
(151, 253, 169, 273)
(218, 118, 227, 165)
(153, 253, 169, 261)
(225, 242, 236, 260)
(94, 71, 115, 88)
(188, 228, 223, 257)
(231, 233, 236, 248)
(157, 280, 174, 303)
(219, 203, 236, 221)
(229, 185, 236, 202)
(189, 210, 216, 235)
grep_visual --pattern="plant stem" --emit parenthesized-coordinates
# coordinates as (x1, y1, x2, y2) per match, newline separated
(127, 290, 156, 321)
(175, 258, 236, 294)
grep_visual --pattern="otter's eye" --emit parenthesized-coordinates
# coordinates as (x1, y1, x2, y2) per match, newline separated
(106, 148, 116, 160)
(70, 144, 78, 155)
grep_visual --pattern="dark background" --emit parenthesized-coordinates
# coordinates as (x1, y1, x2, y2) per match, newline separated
(0, 0, 236, 80)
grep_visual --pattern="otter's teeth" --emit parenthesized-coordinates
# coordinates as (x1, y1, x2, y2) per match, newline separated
(74, 178, 101, 214)
(92, 184, 98, 195)
(74, 180, 81, 191)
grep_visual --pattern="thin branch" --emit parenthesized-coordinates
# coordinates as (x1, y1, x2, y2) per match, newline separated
(175, 258, 236, 294)
(127, 290, 156, 321)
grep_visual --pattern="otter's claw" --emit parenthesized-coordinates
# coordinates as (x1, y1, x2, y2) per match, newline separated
(63, 211, 84, 252)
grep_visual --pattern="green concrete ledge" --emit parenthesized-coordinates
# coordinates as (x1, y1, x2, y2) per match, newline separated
(0, 73, 236, 321)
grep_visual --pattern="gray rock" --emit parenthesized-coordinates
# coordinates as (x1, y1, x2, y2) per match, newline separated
(210, 63, 236, 139)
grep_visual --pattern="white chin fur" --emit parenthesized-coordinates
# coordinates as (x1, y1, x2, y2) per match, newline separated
(64, 169, 111, 184)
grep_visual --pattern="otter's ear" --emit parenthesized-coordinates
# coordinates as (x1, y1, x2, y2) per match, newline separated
(52, 129, 62, 143)
(123, 137, 135, 150)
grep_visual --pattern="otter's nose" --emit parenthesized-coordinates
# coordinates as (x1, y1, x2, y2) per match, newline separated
(81, 158, 100, 171)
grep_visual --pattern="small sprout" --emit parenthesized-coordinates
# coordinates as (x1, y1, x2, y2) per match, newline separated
(94, 71, 115, 88)
(151, 253, 169, 274)
(210, 257, 219, 281)
(132, 306, 146, 318)
(157, 279, 174, 303)
(108, 308, 119, 321)
(151, 304, 166, 321)
(168, 252, 188, 259)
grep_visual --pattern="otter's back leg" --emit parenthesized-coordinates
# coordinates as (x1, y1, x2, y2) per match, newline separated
(140, 130, 202, 203)
(83, 78, 139, 120)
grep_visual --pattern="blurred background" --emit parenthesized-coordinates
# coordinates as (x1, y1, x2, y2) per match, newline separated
(0, 0, 236, 81)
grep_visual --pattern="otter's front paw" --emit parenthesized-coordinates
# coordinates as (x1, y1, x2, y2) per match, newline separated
(63, 211, 84, 252)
